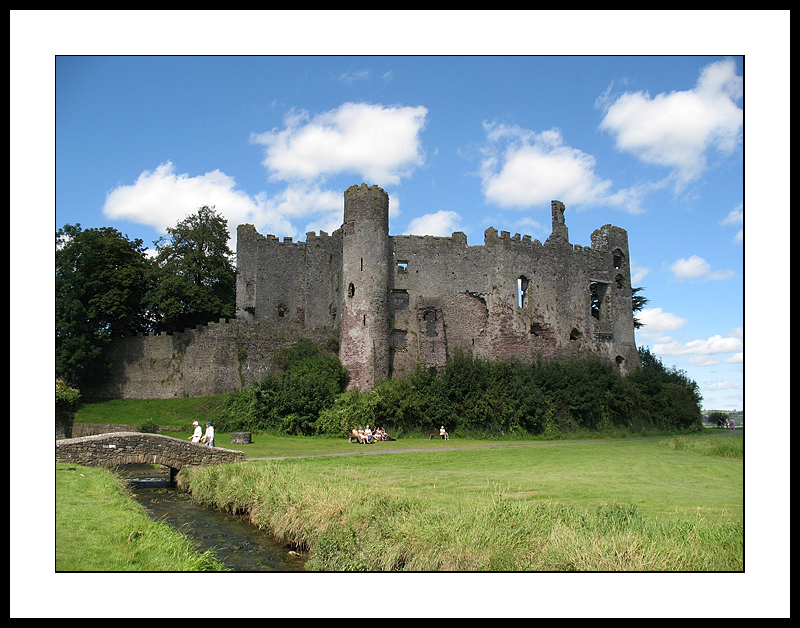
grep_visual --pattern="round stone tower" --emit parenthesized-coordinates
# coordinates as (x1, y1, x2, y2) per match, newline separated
(339, 184, 391, 391)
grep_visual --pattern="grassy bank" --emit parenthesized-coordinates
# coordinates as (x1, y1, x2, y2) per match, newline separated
(56, 463, 226, 571)
(179, 434, 743, 571)
(74, 395, 228, 429)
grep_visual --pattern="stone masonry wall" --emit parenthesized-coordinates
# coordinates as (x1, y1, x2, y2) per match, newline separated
(87, 318, 337, 399)
(55, 432, 246, 470)
(89, 184, 639, 398)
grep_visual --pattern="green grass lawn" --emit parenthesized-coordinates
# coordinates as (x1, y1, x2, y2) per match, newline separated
(74, 395, 228, 428)
(252, 436, 743, 523)
(67, 395, 743, 571)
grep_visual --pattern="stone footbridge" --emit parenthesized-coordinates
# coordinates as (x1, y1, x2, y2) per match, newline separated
(56, 432, 246, 483)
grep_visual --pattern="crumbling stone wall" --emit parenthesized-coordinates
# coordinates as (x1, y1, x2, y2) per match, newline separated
(91, 183, 638, 398)
(87, 318, 337, 399)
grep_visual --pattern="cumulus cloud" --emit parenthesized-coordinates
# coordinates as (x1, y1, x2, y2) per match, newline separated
(251, 102, 428, 186)
(721, 203, 743, 243)
(405, 210, 463, 237)
(669, 254, 735, 281)
(598, 59, 743, 191)
(636, 307, 688, 333)
(652, 333, 743, 357)
(479, 124, 616, 210)
(726, 352, 743, 364)
(102, 161, 343, 252)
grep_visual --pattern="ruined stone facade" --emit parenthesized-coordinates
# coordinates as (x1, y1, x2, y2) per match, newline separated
(91, 183, 638, 398)
(237, 183, 639, 391)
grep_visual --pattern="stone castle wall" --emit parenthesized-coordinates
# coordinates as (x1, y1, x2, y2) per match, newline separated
(90, 184, 638, 398)
(85, 318, 337, 399)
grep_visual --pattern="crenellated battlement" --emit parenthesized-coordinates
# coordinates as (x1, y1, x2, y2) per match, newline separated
(97, 188, 638, 400)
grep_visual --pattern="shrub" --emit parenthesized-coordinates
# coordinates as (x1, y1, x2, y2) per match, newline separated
(219, 338, 348, 436)
(56, 380, 81, 437)
(136, 418, 159, 433)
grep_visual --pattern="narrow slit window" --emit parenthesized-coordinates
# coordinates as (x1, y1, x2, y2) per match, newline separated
(517, 275, 529, 308)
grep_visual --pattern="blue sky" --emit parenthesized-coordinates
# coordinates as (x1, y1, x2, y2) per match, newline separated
(55, 52, 746, 410)
(11, 11, 792, 618)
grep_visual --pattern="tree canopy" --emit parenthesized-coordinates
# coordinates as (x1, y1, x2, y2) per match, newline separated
(56, 205, 237, 386)
(145, 205, 236, 334)
(56, 224, 151, 387)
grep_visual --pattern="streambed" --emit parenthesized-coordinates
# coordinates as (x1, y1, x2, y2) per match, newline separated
(121, 464, 306, 572)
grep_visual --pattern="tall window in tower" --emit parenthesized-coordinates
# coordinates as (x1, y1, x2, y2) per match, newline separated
(590, 281, 608, 320)
(517, 275, 529, 308)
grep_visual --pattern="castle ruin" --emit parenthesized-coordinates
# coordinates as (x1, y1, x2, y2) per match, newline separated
(92, 183, 639, 398)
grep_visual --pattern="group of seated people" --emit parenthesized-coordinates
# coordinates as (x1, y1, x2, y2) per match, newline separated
(349, 425, 391, 444)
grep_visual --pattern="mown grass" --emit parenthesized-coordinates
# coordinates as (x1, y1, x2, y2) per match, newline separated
(179, 435, 743, 571)
(69, 396, 742, 571)
(74, 395, 228, 429)
(56, 463, 226, 571)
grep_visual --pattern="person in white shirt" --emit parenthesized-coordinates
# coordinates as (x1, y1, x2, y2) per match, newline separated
(201, 421, 215, 447)
(188, 421, 202, 443)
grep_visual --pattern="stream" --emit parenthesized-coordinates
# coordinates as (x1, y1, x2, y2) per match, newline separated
(120, 464, 307, 572)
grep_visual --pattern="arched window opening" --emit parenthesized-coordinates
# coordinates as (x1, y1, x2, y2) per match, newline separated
(613, 248, 624, 270)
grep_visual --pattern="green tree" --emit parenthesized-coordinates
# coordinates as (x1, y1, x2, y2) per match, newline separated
(632, 286, 649, 329)
(56, 224, 151, 387)
(146, 205, 236, 334)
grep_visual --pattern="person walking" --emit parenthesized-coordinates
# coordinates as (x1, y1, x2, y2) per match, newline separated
(202, 421, 215, 447)
(188, 421, 202, 443)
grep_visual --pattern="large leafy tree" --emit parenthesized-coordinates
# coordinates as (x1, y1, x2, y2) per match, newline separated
(146, 205, 236, 334)
(56, 224, 151, 387)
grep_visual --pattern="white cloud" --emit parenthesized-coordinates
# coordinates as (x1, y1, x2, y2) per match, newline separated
(686, 355, 722, 367)
(251, 102, 428, 186)
(479, 123, 615, 210)
(630, 261, 651, 285)
(705, 380, 743, 391)
(721, 203, 743, 243)
(636, 307, 688, 332)
(726, 352, 743, 364)
(598, 59, 743, 191)
(669, 254, 735, 281)
(338, 70, 370, 83)
(103, 161, 268, 243)
(653, 334, 743, 357)
(405, 210, 463, 237)
(102, 161, 345, 252)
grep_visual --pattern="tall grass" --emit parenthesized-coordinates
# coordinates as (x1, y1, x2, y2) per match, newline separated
(179, 460, 743, 571)
(662, 434, 743, 458)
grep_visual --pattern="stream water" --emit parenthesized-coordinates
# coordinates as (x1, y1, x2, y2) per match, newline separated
(121, 464, 307, 572)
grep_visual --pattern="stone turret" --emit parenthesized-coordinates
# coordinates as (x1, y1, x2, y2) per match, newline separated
(547, 200, 570, 244)
(339, 184, 391, 391)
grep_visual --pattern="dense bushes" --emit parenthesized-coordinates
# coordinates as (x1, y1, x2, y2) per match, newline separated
(215, 338, 348, 435)
(215, 339, 703, 438)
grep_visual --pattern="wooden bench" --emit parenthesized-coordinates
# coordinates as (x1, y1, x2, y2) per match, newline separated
(427, 430, 449, 440)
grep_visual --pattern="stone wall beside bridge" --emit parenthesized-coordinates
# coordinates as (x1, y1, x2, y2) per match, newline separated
(56, 432, 246, 482)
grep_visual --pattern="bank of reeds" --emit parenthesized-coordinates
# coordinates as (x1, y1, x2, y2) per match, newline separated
(178, 462, 742, 571)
